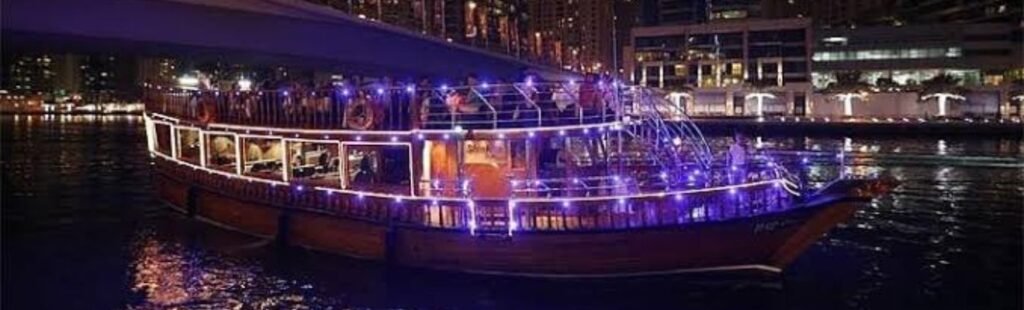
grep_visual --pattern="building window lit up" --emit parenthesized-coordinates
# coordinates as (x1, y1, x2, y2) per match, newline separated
(812, 47, 962, 62)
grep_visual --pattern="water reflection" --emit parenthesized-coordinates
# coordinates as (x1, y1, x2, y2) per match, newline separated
(2, 115, 1022, 309)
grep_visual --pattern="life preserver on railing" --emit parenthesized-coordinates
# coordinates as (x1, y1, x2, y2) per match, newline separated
(197, 93, 217, 124)
(345, 96, 376, 130)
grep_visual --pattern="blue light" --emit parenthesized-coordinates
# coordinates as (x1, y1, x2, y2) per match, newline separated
(527, 131, 536, 138)
(296, 185, 304, 191)
(562, 200, 571, 208)
(440, 84, 449, 91)
(282, 91, 289, 96)
(559, 130, 567, 136)
(406, 85, 415, 93)
(481, 82, 490, 88)
(342, 89, 350, 96)
(376, 88, 384, 95)
(618, 198, 627, 205)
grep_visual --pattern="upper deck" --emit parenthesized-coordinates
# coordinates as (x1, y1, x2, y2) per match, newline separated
(143, 81, 634, 134)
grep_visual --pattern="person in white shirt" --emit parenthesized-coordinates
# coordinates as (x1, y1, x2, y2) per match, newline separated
(728, 132, 749, 184)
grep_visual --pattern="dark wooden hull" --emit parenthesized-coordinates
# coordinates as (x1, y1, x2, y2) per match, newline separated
(155, 171, 865, 277)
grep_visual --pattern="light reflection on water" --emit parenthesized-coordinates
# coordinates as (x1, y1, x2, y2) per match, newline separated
(2, 115, 1021, 309)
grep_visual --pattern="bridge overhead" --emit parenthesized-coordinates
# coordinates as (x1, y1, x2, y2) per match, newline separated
(2, 0, 567, 80)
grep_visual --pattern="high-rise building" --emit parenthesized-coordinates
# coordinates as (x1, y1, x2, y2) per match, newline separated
(708, 0, 760, 20)
(528, 0, 615, 73)
(638, 0, 708, 26)
(760, 0, 1022, 27)
(310, 0, 530, 59)
(3, 54, 84, 98)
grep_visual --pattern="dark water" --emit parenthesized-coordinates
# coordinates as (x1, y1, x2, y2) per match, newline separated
(3, 115, 1022, 309)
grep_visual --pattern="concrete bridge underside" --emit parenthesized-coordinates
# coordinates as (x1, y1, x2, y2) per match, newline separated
(2, 0, 565, 80)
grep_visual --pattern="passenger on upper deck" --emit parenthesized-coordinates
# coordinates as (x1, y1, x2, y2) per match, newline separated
(728, 131, 749, 184)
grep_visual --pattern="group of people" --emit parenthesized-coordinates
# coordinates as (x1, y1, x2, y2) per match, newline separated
(159, 73, 625, 131)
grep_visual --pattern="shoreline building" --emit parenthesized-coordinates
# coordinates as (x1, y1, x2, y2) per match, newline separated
(810, 22, 1023, 118)
(624, 18, 814, 116)
(626, 15, 1023, 118)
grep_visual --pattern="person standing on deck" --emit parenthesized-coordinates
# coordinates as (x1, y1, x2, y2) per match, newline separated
(728, 131, 749, 184)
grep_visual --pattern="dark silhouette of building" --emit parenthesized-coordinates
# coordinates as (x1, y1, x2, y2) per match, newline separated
(527, 0, 615, 73)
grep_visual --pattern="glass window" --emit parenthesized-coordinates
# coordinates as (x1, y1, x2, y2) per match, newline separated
(242, 137, 284, 181)
(674, 64, 687, 76)
(154, 123, 173, 156)
(347, 145, 411, 194)
(287, 141, 341, 188)
(813, 47, 962, 62)
(205, 133, 237, 173)
(176, 128, 201, 164)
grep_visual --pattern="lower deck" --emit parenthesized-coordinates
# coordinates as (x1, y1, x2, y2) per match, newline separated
(154, 157, 869, 276)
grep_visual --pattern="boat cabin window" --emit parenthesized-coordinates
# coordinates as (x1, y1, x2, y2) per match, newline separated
(286, 140, 341, 188)
(462, 140, 519, 197)
(176, 128, 201, 164)
(241, 137, 285, 181)
(205, 133, 237, 173)
(153, 123, 173, 156)
(344, 145, 411, 195)
(528, 136, 613, 197)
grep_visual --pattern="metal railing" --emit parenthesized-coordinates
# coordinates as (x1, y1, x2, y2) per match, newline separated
(144, 82, 623, 131)
(157, 157, 795, 235)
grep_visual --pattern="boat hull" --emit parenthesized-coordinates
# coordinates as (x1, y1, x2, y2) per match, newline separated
(154, 170, 865, 277)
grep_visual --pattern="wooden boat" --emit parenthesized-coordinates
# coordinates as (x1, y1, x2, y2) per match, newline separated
(143, 81, 892, 277)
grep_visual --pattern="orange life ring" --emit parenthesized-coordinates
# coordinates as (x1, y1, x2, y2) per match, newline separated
(345, 97, 376, 130)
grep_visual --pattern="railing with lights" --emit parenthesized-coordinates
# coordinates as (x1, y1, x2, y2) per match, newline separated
(143, 81, 630, 131)
(154, 155, 794, 236)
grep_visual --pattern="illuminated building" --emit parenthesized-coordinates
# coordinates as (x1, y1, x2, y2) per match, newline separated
(527, 0, 614, 73)
(311, 0, 530, 59)
(812, 22, 1023, 118)
(624, 18, 814, 116)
